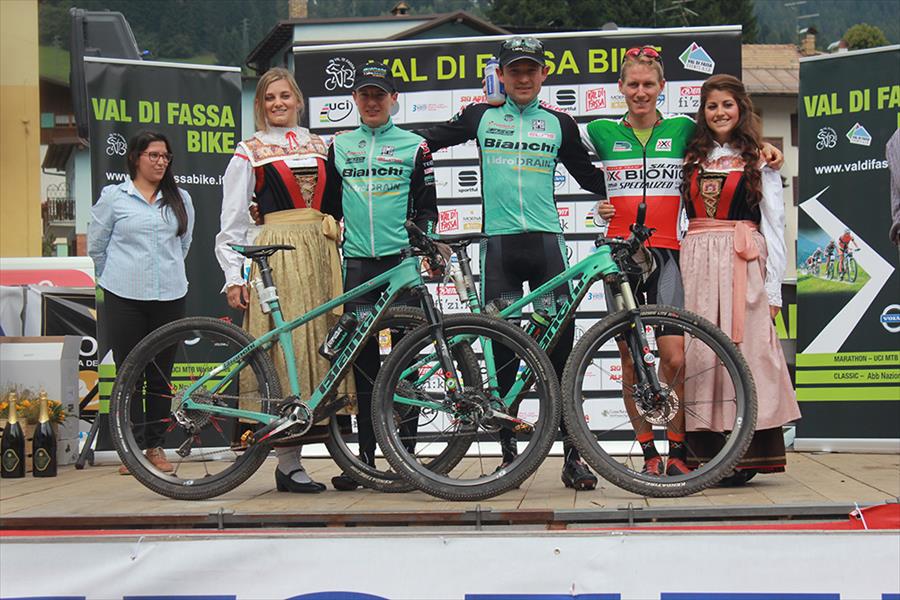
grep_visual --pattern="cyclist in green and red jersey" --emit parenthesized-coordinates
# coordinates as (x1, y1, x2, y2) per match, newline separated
(584, 47, 782, 477)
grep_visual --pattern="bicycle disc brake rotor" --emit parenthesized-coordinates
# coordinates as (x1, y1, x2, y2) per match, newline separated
(634, 383, 680, 426)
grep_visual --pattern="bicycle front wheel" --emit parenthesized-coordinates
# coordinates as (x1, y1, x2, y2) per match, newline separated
(372, 313, 561, 501)
(109, 317, 281, 500)
(324, 306, 479, 492)
(562, 305, 757, 497)
(847, 258, 858, 282)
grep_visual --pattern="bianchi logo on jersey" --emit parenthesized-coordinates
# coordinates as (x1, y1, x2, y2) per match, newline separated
(613, 141, 632, 152)
(655, 138, 673, 152)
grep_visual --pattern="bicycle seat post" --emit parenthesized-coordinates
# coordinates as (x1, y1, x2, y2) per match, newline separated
(250, 255, 282, 315)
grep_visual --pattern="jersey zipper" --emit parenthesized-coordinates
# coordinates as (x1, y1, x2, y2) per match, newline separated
(517, 107, 526, 232)
(367, 128, 376, 256)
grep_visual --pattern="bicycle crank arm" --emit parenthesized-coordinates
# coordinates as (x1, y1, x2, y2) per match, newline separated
(250, 411, 308, 444)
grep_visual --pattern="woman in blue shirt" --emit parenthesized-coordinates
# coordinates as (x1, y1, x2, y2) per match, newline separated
(89, 130, 194, 475)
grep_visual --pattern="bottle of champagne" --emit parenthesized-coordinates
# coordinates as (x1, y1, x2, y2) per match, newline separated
(1, 392, 26, 478)
(32, 390, 57, 477)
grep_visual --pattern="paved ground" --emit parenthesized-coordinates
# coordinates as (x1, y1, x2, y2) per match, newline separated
(2, 452, 897, 528)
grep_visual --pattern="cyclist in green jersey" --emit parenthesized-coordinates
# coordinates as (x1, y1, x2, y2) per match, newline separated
(321, 62, 439, 491)
(419, 37, 606, 490)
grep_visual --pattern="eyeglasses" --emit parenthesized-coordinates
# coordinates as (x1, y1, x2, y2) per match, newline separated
(142, 151, 173, 164)
(502, 36, 544, 52)
(623, 46, 662, 62)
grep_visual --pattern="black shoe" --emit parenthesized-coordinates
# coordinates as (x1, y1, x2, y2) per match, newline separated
(331, 472, 361, 491)
(275, 468, 326, 493)
(717, 469, 757, 487)
(562, 458, 598, 490)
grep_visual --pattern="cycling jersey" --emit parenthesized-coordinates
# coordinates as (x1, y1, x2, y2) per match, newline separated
(838, 233, 853, 249)
(584, 112, 696, 250)
(419, 96, 605, 235)
(323, 119, 437, 258)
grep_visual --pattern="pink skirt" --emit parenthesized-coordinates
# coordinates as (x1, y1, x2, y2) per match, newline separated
(680, 219, 800, 432)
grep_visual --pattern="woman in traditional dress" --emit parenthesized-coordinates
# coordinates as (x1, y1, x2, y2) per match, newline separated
(680, 74, 801, 484)
(215, 68, 350, 493)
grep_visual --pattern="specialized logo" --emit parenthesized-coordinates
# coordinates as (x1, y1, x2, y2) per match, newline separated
(106, 132, 127, 157)
(318, 99, 353, 124)
(881, 304, 900, 333)
(613, 141, 632, 152)
(846, 122, 872, 147)
(655, 138, 673, 152)
(679, 42, 715, 74)
(586, 88, 607, 112)
(816, 127, 838, 150)
(324, 57, 355, 90)
(532, 119, 545, 131)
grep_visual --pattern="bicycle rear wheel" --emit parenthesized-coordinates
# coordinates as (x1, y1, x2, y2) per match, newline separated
(373, 313, 561, 501)
(109, 317, 281, 500)
(562, 305, 757, 497)
(324, 305, 479, 492)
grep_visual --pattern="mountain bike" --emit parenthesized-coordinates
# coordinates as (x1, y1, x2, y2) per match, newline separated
(824, 251, 836, 280)
(839, 247, 858, 282)
(394, 206, 758, 497)
(109, 227, 559, 500)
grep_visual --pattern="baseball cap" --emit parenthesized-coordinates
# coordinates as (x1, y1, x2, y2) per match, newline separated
(498, 36, 546, 67)
(353, 61, 398, 94)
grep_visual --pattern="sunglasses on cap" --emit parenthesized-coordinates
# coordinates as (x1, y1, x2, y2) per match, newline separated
(502, 36, 544, 52)
(623, 46, 661, 62)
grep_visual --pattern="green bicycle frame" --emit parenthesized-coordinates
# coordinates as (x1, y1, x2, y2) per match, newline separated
(176, 256, 433, 425)
(400, 242, 627, 402)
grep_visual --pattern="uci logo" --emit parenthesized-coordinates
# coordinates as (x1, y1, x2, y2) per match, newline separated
(318, 100, 353, 123)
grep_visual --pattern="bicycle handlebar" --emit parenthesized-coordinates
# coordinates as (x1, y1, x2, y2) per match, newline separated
(404, 221, 446, 277)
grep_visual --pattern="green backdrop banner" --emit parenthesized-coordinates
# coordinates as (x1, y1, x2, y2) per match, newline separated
(85, 58, 242, 448)
(796, 46, 900, 439)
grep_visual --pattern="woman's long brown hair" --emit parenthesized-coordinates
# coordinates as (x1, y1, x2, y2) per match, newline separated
(681, 74, 764, 209)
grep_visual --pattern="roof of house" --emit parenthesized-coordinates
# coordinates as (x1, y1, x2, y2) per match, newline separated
(246, 11, 508, 71)
(741, 44, 800, 96)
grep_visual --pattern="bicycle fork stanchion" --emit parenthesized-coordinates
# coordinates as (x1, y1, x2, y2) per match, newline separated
(416, 287, 463, 398)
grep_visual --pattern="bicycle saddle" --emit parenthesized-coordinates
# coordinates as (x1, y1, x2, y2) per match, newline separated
(228, 243, 295, 259)
(430, 232, 488, 246)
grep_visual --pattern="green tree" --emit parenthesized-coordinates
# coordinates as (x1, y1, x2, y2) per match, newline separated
(843, 23, 889, 50)
(485, 0, 757, 42)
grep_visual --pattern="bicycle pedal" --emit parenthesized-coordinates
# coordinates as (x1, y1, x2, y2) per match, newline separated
(239, 429, 255, 447)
